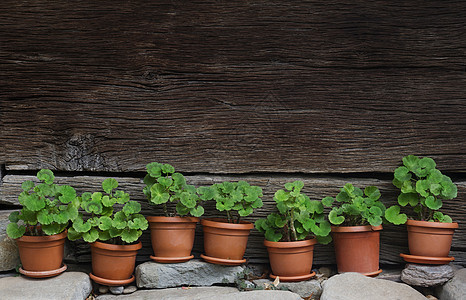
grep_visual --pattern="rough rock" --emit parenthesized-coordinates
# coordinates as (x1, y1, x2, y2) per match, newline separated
(401, 264, 454, 287)
(376, 268, 402, 282)
(96, 286, 301, 299)
(0, 210, 20, 271)
(98, 285, 109, 294)
(253, 278, 322, 299)
(321, 272, 427, 300)
(109, 286, 123, 295)
(0, 271, 92, 300)
(136, 259, 244, 289)
(436, 268, 466, 300)
(123, 285, 137, 294)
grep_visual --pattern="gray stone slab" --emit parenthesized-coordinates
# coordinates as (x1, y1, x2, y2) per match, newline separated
(97, 286, 301, 300)
(253, 278, 322, 299)
(401, 264, 455, 287)
(0, 271, 92, 300)
(321, 272, 427, 300)
(436, 268, 466, 300)
(0, 210, 20, 271)
(136, 259, 244, 289)
(376, 268, 402, 282)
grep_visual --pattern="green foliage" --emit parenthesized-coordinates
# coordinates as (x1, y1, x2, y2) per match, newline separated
(68, 178, 148, 244)
(7, 169, 79, 239)
(386, 155, 457, 223)
(143, 162, 204, 217)
(198, 180, 263, 223)
(322, 183, 389, 227)
(255, 181, 331, 243)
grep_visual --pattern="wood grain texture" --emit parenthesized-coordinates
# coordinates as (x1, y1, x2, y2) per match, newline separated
(2, 174, 465, 266)
(1, 1, 465, 173)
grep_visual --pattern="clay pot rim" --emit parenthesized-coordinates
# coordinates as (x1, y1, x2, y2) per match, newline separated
(264, 238, 317, 248)
(201, 218, 254, 230)
(91, 241, 142, 251)
(331, 224, 383, 233)
(406, 219, 458, 229)
(16, 229, 68, 242)
(146, 216, 200, 223)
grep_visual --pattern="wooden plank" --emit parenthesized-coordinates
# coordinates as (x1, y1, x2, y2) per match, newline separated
(1, 1, 466, 173)
(2, 174, 465, 266)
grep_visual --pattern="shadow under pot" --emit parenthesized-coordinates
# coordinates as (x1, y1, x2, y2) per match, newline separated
(331, 225, 382, 276)
(89, 241, 142, 286)
(400, 219, 459, 265)
(264, 238, 317, 282)
(200, 218, 253, 266)
(146, 216, 199, 263)
(16, 230, 68, 278)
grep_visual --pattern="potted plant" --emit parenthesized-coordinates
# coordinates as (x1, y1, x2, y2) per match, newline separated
(143, 162, 204, 263)
(68, 178, 148, 286)
(255, 180, 331, 282)
(197, 180, 263, 265)
(322, 183, 388, 276)
(385, 155, 458, 264)
(6, 169, 79, 278)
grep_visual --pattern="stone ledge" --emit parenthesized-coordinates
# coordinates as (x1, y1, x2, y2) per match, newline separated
(136, 259, 244, 289)
(97, 286, 301, 300)
(0, 271, 92, 300)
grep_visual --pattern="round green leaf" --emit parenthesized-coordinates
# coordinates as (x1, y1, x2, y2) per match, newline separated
(83, 228, 99, 243)
(6, 223, 26, 239)
(123, 201, 141, 215)
(37, 169, 55, 184)
(42, 223, 63, 235)
(394, 166, 412, 182)
(385, 206, 407, 225)
(23, 194, 46, 211)
(190, 206, 204, 217)
(21, 181, 34, 192)
(425, 196, 442, 210)
(58, 185, 76, 204)
(102, 178, 118, 194)
(73, 218, 92, 233)
(328, 210, 345, 225)
(162, 163, 175, 174)
(98, 216, 113, 231)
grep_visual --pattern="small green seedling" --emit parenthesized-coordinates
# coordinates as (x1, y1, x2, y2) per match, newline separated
(385, 155, 457, 224)
(7, 169, 79, 239)
(68, 178, 148, 244)
(322, 183, 387, 227)
(255, 181, 331, 244)
(143, 162, 204, 217)
(197, 180, 263, 224)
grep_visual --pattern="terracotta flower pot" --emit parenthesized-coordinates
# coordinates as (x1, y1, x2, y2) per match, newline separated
(201, 218, 253, 265)
(331, 225, 382, 276)
(16, 230, 67, 278)
(406, 220, 458, 257)
(146, 216, 199, 263)
(90, 241, 142, 286)
(264, 238, 317, 282)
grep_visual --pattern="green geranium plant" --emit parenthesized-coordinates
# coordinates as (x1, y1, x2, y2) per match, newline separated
(385, 155, 457, 224)
(143, 162, 204, 217)
(322, 183, 387, 227)
(255, 181, 331, 244)
(7, 169, 79, 239)
(197, 181, 263, 223)
(68, 178, 148, 244)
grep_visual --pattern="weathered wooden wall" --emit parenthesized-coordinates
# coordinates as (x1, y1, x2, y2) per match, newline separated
(1, 1, 465, 266)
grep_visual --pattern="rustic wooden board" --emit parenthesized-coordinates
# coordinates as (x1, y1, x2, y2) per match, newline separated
(2, 174, 465, 266)
(1, 1, 466, 173)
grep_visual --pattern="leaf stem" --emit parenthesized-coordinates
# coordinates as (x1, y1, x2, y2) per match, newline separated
(289, 212, 298, 242)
